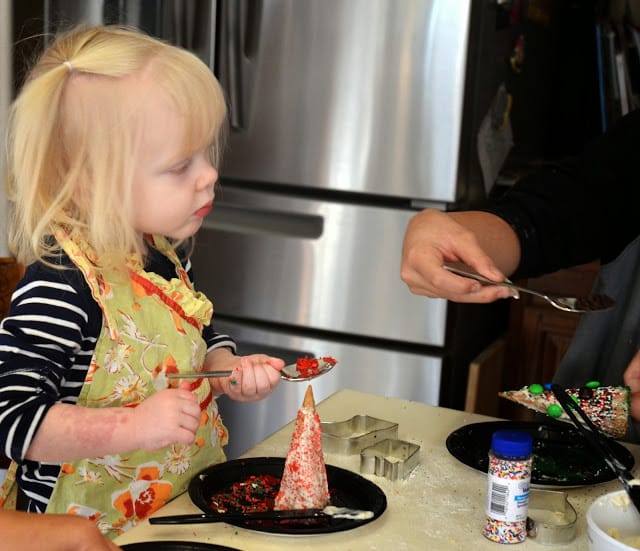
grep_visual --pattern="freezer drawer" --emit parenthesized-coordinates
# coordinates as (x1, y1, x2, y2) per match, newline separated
(210, 319, 442, 458)
(193, 187, 448, 347)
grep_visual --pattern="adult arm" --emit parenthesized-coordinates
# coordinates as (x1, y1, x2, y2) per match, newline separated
(485, 108, 640, 279)
(401, 109, 640, 301)
(401, 209, 520, 302)
(0, 510, 121, 551)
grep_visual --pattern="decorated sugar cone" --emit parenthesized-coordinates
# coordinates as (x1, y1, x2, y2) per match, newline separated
(499, 384, 629, 438)
(303, 384, 315, 409)
(274, 384, 330, 510)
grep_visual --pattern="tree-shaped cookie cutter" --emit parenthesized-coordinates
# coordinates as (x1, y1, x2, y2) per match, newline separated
(359, 438, 420, 481)
(321, 415, 399, 454)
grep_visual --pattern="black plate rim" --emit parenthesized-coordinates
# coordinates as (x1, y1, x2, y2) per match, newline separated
(446, 420, 635, 487)
(121, 542, 239, 551)
(188, 456, 387, 535)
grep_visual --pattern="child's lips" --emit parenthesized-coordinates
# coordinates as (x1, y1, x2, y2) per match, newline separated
(195, 202, 213, 217)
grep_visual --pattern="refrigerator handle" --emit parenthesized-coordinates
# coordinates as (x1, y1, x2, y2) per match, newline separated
(223, 0, 263, 130)
(202, 203, 324, 240)
(154, 1, 217, 70)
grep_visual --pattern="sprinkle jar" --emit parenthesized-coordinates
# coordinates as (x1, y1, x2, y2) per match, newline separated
(483, 430, 533, 544)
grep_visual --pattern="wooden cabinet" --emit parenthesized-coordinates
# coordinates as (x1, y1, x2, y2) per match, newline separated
(498, 261, 599, 420)
(0, 258, 23, 320)
(0, 258, 22, 470)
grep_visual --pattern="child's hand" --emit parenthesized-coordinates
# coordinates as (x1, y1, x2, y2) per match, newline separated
(221, 354, 285, 402)
(132, 382, 200, 450)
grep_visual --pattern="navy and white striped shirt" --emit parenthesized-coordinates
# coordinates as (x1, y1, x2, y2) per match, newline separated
(0, 248, 235, 512)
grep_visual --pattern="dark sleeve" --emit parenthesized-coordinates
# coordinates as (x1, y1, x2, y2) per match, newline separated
(0, 262, 100, 461)
(482, 109, 640, 279)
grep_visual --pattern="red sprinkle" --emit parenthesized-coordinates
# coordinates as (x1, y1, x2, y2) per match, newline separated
(210, 474, 281, 513)
(296, 357, 319, 371)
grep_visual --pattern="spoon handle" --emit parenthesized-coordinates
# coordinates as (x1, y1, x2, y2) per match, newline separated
(166, 371, 234, 379)
(443, 264, 511, 286)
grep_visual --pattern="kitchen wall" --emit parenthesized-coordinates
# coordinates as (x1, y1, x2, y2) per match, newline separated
(0, 1, 10, 256)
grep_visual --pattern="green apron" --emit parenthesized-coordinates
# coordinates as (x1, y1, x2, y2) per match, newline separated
(0, 227, 227, 538)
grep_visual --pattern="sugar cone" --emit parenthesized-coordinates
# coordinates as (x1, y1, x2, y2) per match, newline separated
(302, 384, 315, 409)
(275, 382, 329, 510)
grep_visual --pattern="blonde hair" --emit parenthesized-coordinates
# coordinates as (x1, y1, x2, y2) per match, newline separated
(7, 25, 227, 270)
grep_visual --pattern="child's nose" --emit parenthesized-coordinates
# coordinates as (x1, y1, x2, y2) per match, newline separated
(198, 164, 218, 190)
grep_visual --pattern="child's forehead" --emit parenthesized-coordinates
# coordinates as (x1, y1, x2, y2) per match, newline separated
(61, 56, 221, 155)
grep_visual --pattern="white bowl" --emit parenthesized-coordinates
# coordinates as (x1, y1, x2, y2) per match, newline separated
(587, 490, 640, 550)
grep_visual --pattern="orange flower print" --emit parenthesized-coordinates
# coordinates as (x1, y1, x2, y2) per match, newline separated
(89, 455, 137, 483)
(85, 358, 99, 382)
(150, 354, 180, 391)
(170, 309, 187, 335)
(131, 277, 152, 299)
(75, 466, 103, 485)
(66, 504, 104, 523)
(164, 444, 193, 475)
(213, 414, 229, 448)
(157, 354, 178, 377)
(103, 343, 134, 374)
(118, 311, 155, 344)
(111, 374, 148, 404)
(96, 275, 113, 298)
(112, 462, 173, 523)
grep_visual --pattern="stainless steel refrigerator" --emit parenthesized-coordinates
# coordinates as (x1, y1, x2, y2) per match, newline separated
(37, 0, 509, 458)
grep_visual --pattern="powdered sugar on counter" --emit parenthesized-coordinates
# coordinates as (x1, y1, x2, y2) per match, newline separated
(137, 389, 640, 551)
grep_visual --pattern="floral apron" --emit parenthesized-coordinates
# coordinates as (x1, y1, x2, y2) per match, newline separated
(0, 228, 228, 538)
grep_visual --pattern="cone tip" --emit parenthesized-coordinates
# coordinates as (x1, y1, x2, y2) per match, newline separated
(302, 385, 315, 409)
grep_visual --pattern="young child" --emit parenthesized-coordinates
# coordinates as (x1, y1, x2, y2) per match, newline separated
(0, 25, 284, 537)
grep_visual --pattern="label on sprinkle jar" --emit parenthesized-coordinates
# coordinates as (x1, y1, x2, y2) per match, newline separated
(485, 471, 530, 523)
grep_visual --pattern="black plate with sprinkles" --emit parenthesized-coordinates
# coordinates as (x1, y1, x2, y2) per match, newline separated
(446, 419, 635, 487)
(188, 457, 387, 535)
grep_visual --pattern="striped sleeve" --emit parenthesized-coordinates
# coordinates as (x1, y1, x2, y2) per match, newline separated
(0, 263, 100, 462)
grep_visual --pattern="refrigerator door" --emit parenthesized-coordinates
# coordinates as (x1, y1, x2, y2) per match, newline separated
(210, 318, 442, 458)
(193, 186, 448, 347)
(44, 0, 217, 67)
(218, 0, 472, 202)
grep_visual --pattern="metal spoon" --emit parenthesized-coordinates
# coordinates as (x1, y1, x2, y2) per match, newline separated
(443, 264, 615, 314)
(166, 357, 337, 382)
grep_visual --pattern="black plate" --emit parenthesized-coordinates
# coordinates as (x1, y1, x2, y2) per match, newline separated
(188, 457, 387, 535)
(446, 420, 635, 487)
(122, 543, 239, 551)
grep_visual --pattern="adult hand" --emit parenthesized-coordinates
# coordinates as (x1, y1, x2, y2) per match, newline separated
(133, 381, 200, 449)
(624, 349, 640, 422)
(400, 208, 518, 303)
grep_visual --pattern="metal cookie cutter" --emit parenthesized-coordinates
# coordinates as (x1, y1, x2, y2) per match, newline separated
(359, 438, 420, 481)
(321, 415, 399, 454)
(526, 489, 577, 545)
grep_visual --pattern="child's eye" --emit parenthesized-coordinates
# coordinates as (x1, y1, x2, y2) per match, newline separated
(169, 159, 191, 174)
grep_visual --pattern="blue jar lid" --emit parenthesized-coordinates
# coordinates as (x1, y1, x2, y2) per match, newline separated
(491, 430, 533, 457)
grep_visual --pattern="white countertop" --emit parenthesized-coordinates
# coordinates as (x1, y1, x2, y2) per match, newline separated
(114, 389, 640, 550)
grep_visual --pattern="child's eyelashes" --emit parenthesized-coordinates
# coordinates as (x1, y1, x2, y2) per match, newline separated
(168, 158, 192, 174)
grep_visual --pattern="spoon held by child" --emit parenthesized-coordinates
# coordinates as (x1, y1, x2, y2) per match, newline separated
(167, 356, 338, 382)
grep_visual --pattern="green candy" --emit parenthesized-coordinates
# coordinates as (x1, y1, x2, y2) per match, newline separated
(585, 380, 600, 389)
(528, 383, 544, 395)
(547, 404, 563, 418)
